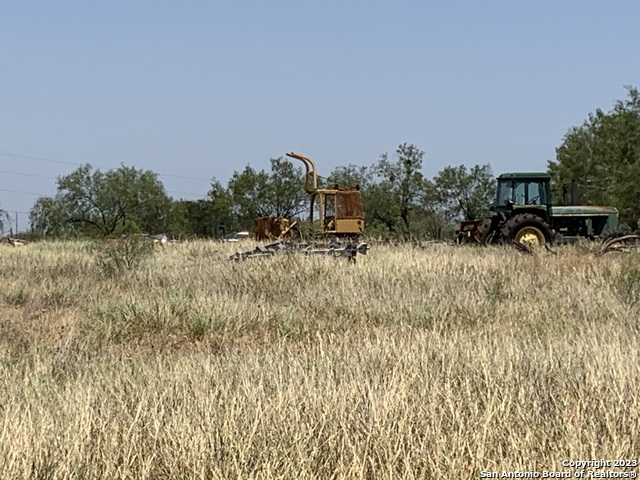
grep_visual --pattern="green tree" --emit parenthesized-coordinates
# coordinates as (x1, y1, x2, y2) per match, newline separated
(168, 199, 221, 238)
(207, 179, 236, 236)
(431, 164, 494, 223)
(29, 164, 172, 237)
(326, 164, 371, 190)
(30, 197, 71, 237)
(267, 158, 308, 218)
(363, 182, 401, 235)
(549, 86, 640, 229)
(226, 166, 269, 229)
(371, 143, 427, 235)
(224, 158, 306, 230)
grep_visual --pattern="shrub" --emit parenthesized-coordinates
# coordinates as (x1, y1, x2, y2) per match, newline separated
(93, 236, 156, 276)
(613, 260, 640, 306)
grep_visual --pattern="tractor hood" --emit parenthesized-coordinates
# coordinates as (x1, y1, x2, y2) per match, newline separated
(552, 205, 619, 234)
(551, 206, 618, 217)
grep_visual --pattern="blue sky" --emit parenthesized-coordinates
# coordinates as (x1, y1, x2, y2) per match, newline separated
(1, 1, 639, 230)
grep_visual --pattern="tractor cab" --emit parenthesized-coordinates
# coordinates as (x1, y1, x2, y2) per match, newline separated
(456, 170, 619, 246)
(457, 172, 554, 245)
(491, 172, 552, 216)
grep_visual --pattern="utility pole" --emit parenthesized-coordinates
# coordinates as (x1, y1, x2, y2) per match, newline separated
(15, 212, 18, 233)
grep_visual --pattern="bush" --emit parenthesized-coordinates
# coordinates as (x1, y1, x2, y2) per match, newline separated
(94, 236, 156, 276)
(612, 259, 640, 306)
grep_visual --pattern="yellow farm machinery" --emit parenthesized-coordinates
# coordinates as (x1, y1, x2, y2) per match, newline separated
(233, 151, 369, 261)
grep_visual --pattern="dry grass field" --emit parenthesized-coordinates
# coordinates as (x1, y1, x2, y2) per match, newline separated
(0, 239, 639, 479)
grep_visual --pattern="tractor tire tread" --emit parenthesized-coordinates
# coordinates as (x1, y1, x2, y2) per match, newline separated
(500, 213, 553, 245)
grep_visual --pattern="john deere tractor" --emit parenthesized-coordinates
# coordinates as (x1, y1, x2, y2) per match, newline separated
(456, 172, 619, 246)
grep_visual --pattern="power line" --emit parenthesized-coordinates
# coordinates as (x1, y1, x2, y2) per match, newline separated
(167, 190, 208, 197)
(0, 169, 58, 180)
(0, 151, 214, 182)
(156, 172, 212, 182)
(0, 158, 210, 231)
(0, 166, 210, 197)
(0, 152, 80, 167)
(0, 188, 53, 197)
(0, 186, 207, 199)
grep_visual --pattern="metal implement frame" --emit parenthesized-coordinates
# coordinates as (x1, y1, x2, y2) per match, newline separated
(230, 240, 370, 263)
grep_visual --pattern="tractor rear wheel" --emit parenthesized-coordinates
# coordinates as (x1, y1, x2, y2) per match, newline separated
(500, 213, 552, 247)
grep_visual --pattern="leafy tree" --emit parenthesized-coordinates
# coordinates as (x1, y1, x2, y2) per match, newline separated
(226, 166, 269, 229)
(324, 145, 446, 239)
(168, 199, 220, 238)
(105, 164, 172, 234)
(30, 197, 71, 237)
(549, 86, 640, 229)
(363, 182, 402, 234)
(267, 158, 308, 218)
(29, 164, 172, 237)
(408, 207, 450, 240)
(326, 164, 371, 190)
(371, 143, 427, 235)
(224, 158, 306, 230)
(207, 179, 236, 236)
(431, 164, 494, 223)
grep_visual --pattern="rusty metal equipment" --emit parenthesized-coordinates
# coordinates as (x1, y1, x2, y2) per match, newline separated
(285, 152, 365, 239)
(254, 216, 298, 240)
(595, 234, 640, 256)
(229, 239, 370, 263)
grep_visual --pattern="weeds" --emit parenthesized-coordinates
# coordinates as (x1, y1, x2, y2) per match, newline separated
(93, 237, 156, 276)
(0, 241, 638, 479)
(5, 287, 29, 306)
(186, 313, 215, 341)
(484, 275, 506, 305)
(612, 259, 640, 306)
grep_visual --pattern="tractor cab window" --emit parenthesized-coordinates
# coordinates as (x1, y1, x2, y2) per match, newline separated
(323, 194, 336, 231)
(525, 181, 544, 205)
(496, 179, 546, 205)
(496, 181, 514, 206)
(513, 182, 527, 204)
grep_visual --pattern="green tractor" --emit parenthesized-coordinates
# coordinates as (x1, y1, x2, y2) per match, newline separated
(456, 172, 619, 246)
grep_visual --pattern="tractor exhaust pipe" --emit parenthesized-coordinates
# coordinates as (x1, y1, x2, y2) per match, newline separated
(571, 179, 579, 206)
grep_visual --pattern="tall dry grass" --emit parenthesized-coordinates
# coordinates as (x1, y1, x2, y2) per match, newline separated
(0, 239, 638, 479)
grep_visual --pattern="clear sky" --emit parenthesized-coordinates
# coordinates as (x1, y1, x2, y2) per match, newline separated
(1, 1, 639, 231)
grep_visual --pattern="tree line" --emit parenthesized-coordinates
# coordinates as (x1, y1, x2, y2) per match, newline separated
(549, 86, 640, 231)
(24, 85, 640, 239)
(27, 145, 494, 240)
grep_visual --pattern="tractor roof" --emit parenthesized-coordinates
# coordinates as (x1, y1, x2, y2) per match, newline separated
(497, 172, 551, 180)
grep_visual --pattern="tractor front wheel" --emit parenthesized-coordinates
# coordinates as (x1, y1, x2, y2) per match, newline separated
(500, 213, 552, 247)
